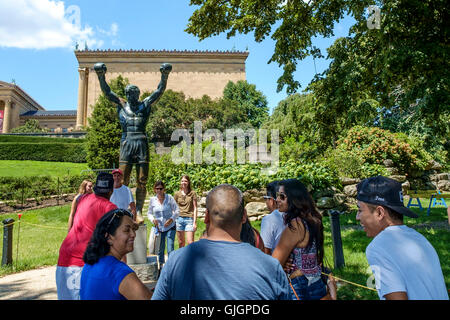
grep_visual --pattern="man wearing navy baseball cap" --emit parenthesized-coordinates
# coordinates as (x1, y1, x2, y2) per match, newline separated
(356, 176, 448, 300)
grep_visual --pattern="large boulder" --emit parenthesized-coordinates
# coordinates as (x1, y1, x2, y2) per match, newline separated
(437, 173, 450, 181)
(243, 189, 266, 203)
(245, 202, 269, 217)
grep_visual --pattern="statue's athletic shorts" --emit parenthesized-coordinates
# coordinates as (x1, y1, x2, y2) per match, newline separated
(119, 133, 149, 165)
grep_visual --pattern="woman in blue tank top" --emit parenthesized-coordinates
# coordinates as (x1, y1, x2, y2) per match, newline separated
(80, 209, 152, 300)
(272, 179, 330, 300)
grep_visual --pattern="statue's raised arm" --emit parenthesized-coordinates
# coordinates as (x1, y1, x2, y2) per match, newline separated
(143, 63, 172, 108)
(94, 63, 122, 106)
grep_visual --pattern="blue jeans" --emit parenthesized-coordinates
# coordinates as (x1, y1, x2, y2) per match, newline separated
(289, 275, 327, 300)
(158, 226, 176, 264)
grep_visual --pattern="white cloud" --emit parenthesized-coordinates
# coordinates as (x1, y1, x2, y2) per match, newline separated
(0, 0, 117, 50)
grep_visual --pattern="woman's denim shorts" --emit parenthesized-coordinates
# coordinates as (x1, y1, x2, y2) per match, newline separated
(176, 216, 195, 232)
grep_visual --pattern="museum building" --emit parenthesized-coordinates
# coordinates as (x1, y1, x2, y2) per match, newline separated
(0, 49, 248, 133)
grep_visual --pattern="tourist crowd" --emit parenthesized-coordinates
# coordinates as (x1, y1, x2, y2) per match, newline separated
(56, 173, 449, 301)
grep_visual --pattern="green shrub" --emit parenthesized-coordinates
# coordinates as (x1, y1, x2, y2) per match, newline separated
(337, 126, 433, 174)
(147, 146, 338, 195)
(322, 148, 389, 179)
(0, 143, 86, 163)
(0, 172, 96, 202)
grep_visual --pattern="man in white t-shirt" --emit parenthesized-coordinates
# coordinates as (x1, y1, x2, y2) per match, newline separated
(356, 176, 448, 300)
(261, 181, 286, 255)
(110, 169, 137, 221)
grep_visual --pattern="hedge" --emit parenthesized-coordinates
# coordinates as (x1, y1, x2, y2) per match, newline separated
(0, 135, 86, 144)
(0, 143, 87, 163)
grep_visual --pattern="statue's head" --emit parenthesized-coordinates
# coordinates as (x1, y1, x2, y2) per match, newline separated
(125, 85, 140, 104)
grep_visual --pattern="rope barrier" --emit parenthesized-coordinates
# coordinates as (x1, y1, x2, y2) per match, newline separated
(19, 221, 67, 231)
(322, 271, 378, 292)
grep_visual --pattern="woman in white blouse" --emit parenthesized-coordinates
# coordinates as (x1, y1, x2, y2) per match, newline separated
(147, 180, 179, 268)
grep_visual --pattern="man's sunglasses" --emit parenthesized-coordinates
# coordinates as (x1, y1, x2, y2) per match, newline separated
(263, 195, 275, 200)
(155, 187, 164, 190)
(276, 192, 287, 201)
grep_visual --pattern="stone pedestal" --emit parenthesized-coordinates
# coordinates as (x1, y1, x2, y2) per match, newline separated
(127, 224, 147, 264)
(129, 255, 159, 282)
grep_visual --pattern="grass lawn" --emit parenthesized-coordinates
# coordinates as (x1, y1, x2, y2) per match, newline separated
(0, 160, 89, 177)
(0, 200, 448, 300)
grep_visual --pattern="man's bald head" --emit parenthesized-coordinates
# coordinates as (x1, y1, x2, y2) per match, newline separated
(206, 184, 244, 229)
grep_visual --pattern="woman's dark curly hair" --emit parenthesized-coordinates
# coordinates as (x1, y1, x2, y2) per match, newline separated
(280, 179, 324, 265)
(83, 209, 134, 265)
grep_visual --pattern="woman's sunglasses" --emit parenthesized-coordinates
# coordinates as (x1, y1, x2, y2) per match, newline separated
(106, 209, 135, 231)
(276, 192, 287, 201)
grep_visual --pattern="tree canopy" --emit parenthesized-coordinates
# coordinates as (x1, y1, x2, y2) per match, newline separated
(186, 0, 449, 134)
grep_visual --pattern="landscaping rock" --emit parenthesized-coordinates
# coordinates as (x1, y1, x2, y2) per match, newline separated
(245, 202, 269, 217)
(437, 180, 450, 191)
(389, 175, 407, 183)
(383, 159, 394, 167)
(402, 181, 410, 193)
(340, 177, 360, 186)
(198, 196, 206, 208)
(343, 184, 358, 197)
(437, 173, 450, 181)
(243, 189, 265, 203)
(430, 161, 443, 171)
(197, 207, 206, 218)
(385, 167, 399, 175)
(333, 193, 347, 206)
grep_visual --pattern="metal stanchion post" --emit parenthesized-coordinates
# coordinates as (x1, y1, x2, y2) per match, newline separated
(2, 218, 15, 266)
(329, 210, 345, 269)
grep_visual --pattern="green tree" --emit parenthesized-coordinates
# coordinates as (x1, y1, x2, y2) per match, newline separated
(187, 0, 448, 132)
(146, 90, 191, 144)
(186, 0, 374, 94)
(222, 80, 269, 128)
(10, 119, 49, 133)
(86, 76, 128, 169)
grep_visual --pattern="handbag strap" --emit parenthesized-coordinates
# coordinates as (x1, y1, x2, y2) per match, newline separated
(287, 275, 300, 300)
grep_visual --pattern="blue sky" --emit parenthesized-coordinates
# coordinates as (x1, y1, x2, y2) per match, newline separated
(0, 0, 355, 113)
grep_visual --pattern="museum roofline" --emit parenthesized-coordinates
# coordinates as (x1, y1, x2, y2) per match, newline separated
(74, 49, 249, 61)
(75, 48, 248, 55)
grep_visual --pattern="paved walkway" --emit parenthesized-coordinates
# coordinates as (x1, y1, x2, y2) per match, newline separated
(0, 265, 157, 300)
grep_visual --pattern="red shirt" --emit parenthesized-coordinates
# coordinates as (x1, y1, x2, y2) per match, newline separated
(58, 193, 117, 267)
